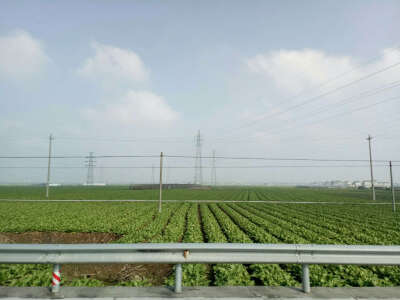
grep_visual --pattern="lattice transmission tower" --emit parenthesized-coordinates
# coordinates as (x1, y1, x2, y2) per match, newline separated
(211, 150, 217, 186)
(194, 130, 203, 185)
(86, 152, 95, 185)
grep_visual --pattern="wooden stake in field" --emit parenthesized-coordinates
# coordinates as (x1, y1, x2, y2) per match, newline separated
(159, 152, 163, 213)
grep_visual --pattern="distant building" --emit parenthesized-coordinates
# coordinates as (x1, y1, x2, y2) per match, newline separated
(328, 180, 352, 188)
(301, 179, 392, 189)
(352, 181, 362, 188)
(361, 180, 390, 189)
(376, 181, 390, 189)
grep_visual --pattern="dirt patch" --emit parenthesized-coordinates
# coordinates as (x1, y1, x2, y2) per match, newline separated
(0, 231, 173, 285)
(0, 231, 120, 244)
(62, 263, 172, 285)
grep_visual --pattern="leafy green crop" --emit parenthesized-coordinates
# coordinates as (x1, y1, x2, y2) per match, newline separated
(0, 186, 399, 287)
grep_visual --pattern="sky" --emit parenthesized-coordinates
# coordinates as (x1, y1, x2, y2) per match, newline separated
(0, 0, 400, 185)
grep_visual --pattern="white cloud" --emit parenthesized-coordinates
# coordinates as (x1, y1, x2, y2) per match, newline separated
(244, 47, 400, 119)
(226, 47, 400, 154)
(78, 43, 175, 129)
(83, 90, 179, 125)
(0, 30, 49, 80)
(246, 49, 353, 93)
(78, 42, 149, 85)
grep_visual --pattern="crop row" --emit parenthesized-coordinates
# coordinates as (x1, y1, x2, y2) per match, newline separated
(0, 198, 399, 287)
(230, 203, 386, 286)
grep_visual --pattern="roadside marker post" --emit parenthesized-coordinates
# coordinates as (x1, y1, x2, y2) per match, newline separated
(51, 264, 61, 294)
(175, 263, 182, 293)
(302, 264, 310, 293)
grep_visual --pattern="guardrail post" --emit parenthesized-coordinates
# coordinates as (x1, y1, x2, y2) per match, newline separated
(174, 263, 182, 293)
(51, 264, 61, 294)
(302, 264, 310, 293)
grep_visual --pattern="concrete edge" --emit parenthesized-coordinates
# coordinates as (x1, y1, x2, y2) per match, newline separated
(1, 287, 400, 299)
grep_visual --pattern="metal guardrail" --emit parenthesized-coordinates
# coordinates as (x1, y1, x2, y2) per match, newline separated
(1, 243, 400, 294)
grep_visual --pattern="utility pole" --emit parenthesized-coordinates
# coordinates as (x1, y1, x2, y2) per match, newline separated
(367, 135, 376, 201)
(46, 134, 54, 199)
(211, 150, 217, 187)
(159, 152, 163, 213)
(194, 130, 203, 185)
(85, 152, 95, 185)
(390, 161, 396, 212)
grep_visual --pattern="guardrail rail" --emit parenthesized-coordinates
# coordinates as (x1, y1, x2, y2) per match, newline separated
(1, 243, 400, 294)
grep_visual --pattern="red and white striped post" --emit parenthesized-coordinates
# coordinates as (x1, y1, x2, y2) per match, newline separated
(51, 264, 61, 293)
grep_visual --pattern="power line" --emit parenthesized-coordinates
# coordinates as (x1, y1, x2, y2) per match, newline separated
(223, 82, 400, 142)
(252, 45, 400, 109)
(0, 164, 397, 169)
(306, 80, 400, 115)
(55, 136, 190, 143)
(302, 96, 399, 128)
(165, 155, 400, 163)
(263, 110, 400, 146)
(243, 93, 399, 143)
(0, 155, 160, 159)
(0, 154, 399, 162)
(217, 59, 400, 138)
(0, 135, 276, 146)
(262, 95, 400, 140)
(244, 81, 400, 139)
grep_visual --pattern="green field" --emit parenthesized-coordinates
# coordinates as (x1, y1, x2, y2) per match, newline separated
(0, 186, 399, 288)
(0, 185, 398, 202)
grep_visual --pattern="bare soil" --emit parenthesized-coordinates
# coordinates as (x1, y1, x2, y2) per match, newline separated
(0, 231, 120, 244)
(0, 231, 172, 285)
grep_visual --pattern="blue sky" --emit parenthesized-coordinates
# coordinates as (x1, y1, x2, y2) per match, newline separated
(1, 0, 400, 184)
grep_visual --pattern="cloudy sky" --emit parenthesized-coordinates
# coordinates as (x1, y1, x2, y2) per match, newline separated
(1, 0, 400, 184)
